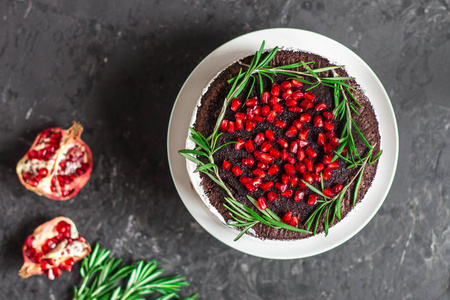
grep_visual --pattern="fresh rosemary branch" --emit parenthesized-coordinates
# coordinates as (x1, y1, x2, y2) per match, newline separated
(73, 243, 198, 300)
(180, 41, 382, 240)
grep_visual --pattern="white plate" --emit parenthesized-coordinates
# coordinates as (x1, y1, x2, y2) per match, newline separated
(167, 28, 398, 259)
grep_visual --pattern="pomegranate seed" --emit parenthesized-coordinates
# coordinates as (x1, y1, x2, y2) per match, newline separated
(262, 105, 271, 116)
(286, 155, 296, 164)
(328, 160, 340, 170)
(38, 168, 48, 177)
(269, 148, 280, 158)
(300, 112, 312, 123)
(220, 120, 228, 132)
(60, 258, 75, 272)
(285, 126, 297, 138)
(281, 189, 294, 198)
(267, 191, 279, 202)
(273, 104, 284, 114)
(246, 120, 256, 131)
(317, 133, 326, 146)
(22, 172, 31, 180)
(281, 174, 290, 184)
(288, 107, 303, 113)
(235, 118, 244, 130)
(314, 115, 324, 128)
(228, 121, 235, 133)
(305, 146, 317, 158)
(245, 183, 258, 193)
(342, 146, 348, 156)
(257, 162, 269, 170)
(324, 120, 335, 131)
(232, 165, 243, 176)
(291, 90, 304, 100)
(303, 172, 314, 184)
(323, 188, 334, 197)
(323, 154, 333, 164)
(315, 162, 325, 173)
(275, 182, 287, 192)
(259, 153, 274, 164)
(297, 148, 305, 161)
(267, 164, 280, 175)
(251, 178, 263, 188)
(299, 99, 314, 110)
(246, 97, 258, 107)
(241, 158, 254, 167)
(245, 140, 255, 153)
(265, 129, 276, 141)
(261, 141, 273, 152)
(289, 140, 299, 154)
(304, 91, 316, 102)
(289, 175, 299, 187)
(280, 81, 292, 91)
(282, 211, 293, 223)
(235, 137, 245, 150)
(308, 194, 319, 206)
(231, 98, 242, 111)
(282, 90, 293, 100)
(291, 79, 303, 88)
(271, 83, 280, 96)
(266, 111, 277, 123)
(261, 92, 270, 104)
(274, 119, 287, 129)
(314, 173, 321, 182)
(235, 112, 247, 120)
(294, 190, 305, 202)
(254, 133, 265, 145)
(277, 137, 289, 148)
(323, 111, 334, 120)
(298, 181, 308, 190)
(298, 128, 309, 141)
(304, 158, 314, 172)
(56, 221, 72, 238)
(285, 99, 297, 107)
(280, 149, 289, 161)
(314, 102, 326, 111)
(254, 115, 265, 124)
(291, 120, 302, 130)
(239, 176, 251, 185)
(289, 216, 299, 227)
(329, 135, 340, 146)
(323, 143, 335, 154)
(332, 183, 344, 194)
(284, 164, 296, 175)
(269, 96, 281, 106)
(46, 267, 62, 280)
(295, 161, 306, 174)
(253, 106, 261, 115)
(222, 160, 232, 170)
(252, 169, 266, 178)
(323, 168, 332, 180)
(261, 181, 274, 191)
(257, 197, 268, 210)
(28, 177, 39, 187)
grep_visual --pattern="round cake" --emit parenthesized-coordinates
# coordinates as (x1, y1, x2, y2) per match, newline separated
(183, 46, 381, 241)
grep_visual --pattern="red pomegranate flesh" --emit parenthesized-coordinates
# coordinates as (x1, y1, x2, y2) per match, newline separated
(19, 216, 91, 280)
(16, 122, 93, 201)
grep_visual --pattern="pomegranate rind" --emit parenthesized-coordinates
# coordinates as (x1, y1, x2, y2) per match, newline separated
(16, 122, 93, 201)
(18, 216, 91, 279)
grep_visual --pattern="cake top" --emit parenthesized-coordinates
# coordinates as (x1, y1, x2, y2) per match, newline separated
(180, 42, 382, 241)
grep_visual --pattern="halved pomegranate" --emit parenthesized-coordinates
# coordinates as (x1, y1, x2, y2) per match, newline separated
(19, 217, 91, 280)
(16, 122, 93, 200)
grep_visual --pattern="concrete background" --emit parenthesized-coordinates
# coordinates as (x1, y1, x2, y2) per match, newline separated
(0, 1, 448, 299)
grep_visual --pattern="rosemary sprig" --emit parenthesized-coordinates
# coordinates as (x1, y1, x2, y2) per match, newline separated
(180, 41, 382, 240)
(73, 243, 198, 300)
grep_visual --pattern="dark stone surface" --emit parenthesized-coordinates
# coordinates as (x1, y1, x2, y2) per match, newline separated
(0, 0, 448, 299)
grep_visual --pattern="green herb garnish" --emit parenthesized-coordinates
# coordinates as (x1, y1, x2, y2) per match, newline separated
(73, 243, 198, 300)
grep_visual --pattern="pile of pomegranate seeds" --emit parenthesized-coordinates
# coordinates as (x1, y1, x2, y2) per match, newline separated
(219, 80, 346, 225)
(19, 217, 91, 280)
(16, 122, 93, 201)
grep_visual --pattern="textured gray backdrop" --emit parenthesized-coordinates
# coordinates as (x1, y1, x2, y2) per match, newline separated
(0, 1, 449, 299)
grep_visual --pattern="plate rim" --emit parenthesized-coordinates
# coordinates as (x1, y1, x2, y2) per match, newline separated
(167, 28, 399, 259)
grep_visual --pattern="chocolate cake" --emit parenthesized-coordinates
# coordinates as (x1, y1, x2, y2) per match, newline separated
(188, 48, 381, 240)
